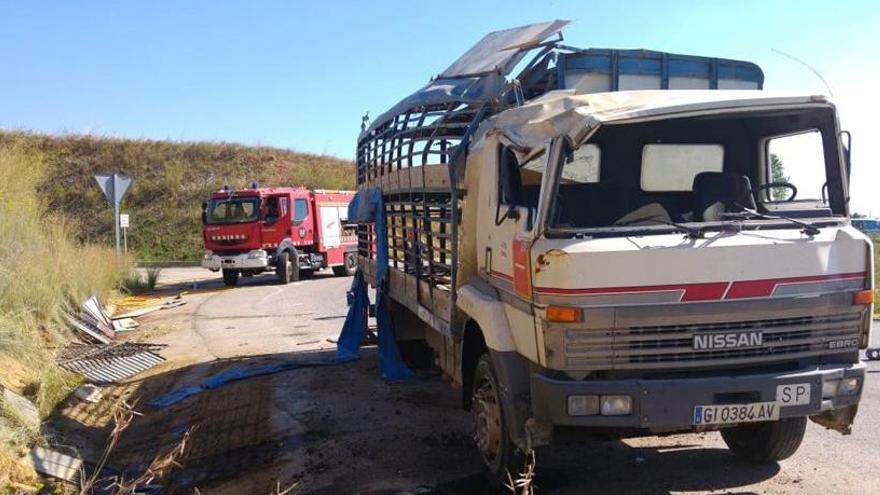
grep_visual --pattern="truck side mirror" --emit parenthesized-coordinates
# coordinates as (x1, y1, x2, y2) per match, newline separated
(201, 202, 207, 224)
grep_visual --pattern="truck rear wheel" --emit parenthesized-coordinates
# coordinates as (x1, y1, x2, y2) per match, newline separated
(332, 252, 357, 277)
(222, 269, 239, 286)
(720, 416, 807, 462)
(472, 353, 524, 482)
(276, 251, 294, 284)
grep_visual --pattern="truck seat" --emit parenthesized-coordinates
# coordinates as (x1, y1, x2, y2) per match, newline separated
(692, 172, 756, 221)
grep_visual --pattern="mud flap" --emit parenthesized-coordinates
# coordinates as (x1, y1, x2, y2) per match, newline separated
(810, 404, 858, 435)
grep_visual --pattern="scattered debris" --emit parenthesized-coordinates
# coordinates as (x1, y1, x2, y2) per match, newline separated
(161, 299, 187, 310)
(296, 340, 320, 346)
(112, 317, 139, 332)
(113, 304, 163, 319)
(73, 384, 104, 403)
(82, 295, 114, 330)
(57, 343, 166, 384)
(29, 446, 82, 482)
(64, 312, 111, 344)
(1, 386, 40, 426)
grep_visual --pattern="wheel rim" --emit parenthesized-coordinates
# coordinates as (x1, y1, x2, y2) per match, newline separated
(288, 260, 294, 281)
(473, 375, 503, 465)
(346, 254, 356, 271)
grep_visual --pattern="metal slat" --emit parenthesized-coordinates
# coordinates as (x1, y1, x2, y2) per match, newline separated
(57, 343, 165, 384)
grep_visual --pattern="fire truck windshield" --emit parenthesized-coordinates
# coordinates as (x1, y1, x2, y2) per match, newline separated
(206, 198, 260, 224)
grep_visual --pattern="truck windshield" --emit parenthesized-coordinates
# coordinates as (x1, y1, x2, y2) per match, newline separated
(545, 107, 846, 235)
(206, 198, 260, 224)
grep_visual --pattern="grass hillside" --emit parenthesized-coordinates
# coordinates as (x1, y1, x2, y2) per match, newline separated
(0, 131, 354, 261)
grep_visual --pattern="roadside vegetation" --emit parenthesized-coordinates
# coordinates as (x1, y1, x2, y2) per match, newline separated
(0, 131, 354, 262)
(0, 139, 130, 487)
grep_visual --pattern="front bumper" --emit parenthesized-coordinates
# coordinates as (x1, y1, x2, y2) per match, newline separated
(201, 251, 269, 271)
(531, 362, 865, 431)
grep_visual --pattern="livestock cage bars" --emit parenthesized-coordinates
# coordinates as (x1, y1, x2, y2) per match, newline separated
(353, 21, 763, 336)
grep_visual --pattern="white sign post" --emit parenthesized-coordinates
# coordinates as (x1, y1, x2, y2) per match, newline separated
(94, 173, 133, 256)
(120, 213, 130, 255)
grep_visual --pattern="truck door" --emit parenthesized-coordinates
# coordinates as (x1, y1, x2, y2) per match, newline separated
(478, 139, 560, 365)
(292, 197, 313, 247)
(261, 195, 291, 248)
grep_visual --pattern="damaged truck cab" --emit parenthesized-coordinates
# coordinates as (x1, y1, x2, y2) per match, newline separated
(355, 21, 871, 478)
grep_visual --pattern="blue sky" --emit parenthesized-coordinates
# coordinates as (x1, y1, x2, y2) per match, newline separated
(2, 1, 879, 210)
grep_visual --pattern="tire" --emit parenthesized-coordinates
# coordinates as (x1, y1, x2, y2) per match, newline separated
(720, 416, 807, 462)
(471, 353, 524, 482)
(333, 252, 357, 277)
(222, 269, 239, 286)
(276, 251, 292, 284)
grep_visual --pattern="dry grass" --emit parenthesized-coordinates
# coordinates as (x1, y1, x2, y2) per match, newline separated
(0, 130, 354, 261)
(0, 139, 130, 488)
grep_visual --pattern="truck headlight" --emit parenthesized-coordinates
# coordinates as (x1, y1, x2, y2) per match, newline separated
(247, 250, 264, 259)
(600, 395, 633, 416)
(567, 395, 599, 416)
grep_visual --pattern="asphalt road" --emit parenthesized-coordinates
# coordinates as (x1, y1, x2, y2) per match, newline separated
(132, 267, 880, 494)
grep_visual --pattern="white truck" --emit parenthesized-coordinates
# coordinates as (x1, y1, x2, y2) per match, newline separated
(355, 21, 872, 478)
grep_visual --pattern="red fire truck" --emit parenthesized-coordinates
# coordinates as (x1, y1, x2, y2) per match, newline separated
(201, 186, 357, 286)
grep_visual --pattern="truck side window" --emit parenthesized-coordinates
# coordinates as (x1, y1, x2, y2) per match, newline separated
(293, 199, 309, 224)
(562, 144, 601, 184)
(766, 131, 824, 201)
(499, 146, 544, 210)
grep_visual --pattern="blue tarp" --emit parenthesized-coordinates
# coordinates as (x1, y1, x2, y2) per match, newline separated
(147, 359, 347, 408)
(337, 188, 413, 381)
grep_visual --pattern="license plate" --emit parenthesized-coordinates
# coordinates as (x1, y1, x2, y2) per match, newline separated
(776, 382, 811, 406)
(693, 401, 779, 425)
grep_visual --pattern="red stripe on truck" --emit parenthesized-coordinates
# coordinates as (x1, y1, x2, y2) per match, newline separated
(725, 272, 867, 299)
(533, 272, 866, 301)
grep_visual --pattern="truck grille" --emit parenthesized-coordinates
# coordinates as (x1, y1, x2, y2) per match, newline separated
(564, 313, 863, 370)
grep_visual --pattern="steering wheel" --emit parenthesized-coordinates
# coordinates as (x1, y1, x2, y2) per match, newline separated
(756, 181, 797, 202)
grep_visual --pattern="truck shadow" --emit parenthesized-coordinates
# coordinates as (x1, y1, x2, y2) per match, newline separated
(46, 347, 780, 494)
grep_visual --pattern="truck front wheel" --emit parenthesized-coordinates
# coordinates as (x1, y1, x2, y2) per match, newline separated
(276, 251, 295, 284)
(472, 353, 524, 481)
(720, 416, 807, 462)
(222, 269, 239, 286)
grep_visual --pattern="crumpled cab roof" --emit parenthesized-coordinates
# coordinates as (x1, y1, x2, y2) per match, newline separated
(478, 90, 833, 151)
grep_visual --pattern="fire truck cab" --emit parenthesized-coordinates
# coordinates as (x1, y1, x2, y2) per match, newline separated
(201, 186, 357, 286)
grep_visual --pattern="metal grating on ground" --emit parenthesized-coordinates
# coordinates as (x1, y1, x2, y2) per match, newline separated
(57, 343, 166, 384)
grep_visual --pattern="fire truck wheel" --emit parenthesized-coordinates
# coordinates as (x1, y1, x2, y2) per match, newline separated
(276, 251, 293, 284)
(221, 269, 239, 286)
(333, 252, 357, 277)
(720, 416, 806, 462)
(472, 353, 525, 483)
